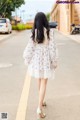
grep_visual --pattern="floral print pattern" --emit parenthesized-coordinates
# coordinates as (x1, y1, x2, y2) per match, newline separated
(23, 28, 58, 79)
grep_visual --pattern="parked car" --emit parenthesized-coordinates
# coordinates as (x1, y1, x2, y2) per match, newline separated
(0, 18, 12, 34)
(49, 21, 58, 28)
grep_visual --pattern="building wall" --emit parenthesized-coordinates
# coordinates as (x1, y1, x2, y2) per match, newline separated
(51, 0, 80, 34)
(59, 4, 70, 34)
(51, 4, 60, 30)
(71, 1, 80, 24)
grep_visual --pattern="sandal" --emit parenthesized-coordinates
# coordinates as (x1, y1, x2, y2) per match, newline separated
(42, 101, 47, 107)
(37, 107, 46, 119)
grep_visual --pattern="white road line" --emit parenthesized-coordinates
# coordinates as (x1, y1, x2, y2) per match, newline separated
(16, 71, 31, 120)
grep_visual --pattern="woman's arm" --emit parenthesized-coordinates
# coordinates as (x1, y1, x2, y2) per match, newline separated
(49, 29, 58, 69)
(23, 38, 35, 66)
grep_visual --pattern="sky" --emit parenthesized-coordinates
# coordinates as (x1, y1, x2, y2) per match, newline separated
(12, 0, 56, 22)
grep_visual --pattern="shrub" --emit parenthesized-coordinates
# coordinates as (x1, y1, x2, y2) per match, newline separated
(12, 23, 33, 31)
(12, 25, 17, 30)
(25, 24, 33, 29)
(17, 24, 26, 30)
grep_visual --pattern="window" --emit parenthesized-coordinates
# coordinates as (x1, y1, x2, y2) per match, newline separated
(0, 19, 6, 23)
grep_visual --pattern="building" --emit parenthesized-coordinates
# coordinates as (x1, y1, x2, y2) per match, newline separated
(51, 0, 80, 34)
(11, 16, 21, 25)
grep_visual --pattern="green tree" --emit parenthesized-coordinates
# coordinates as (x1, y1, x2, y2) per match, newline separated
(0, 0, 25, 18)
(46, 13, 50, 21)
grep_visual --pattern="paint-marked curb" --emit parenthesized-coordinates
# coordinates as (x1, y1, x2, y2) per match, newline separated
(16, 71, 31, 120)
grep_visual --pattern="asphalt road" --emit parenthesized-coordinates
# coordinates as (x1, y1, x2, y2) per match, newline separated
(0, 30, 80, 120)
(0, 31, 17, 42)
(0, 30, 30, 120)
(25, 30, 80, 120)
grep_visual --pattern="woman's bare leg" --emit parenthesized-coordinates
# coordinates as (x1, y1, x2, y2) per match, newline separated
(37, 78, 41, 91)
(38, 78, 48, 110)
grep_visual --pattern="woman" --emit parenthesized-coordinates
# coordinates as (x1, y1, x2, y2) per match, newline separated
(23, 12, 58, 119)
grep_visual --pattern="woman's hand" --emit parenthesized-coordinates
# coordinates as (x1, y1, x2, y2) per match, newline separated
(53, 61, 57, 69)
(51, 61, 57, 69)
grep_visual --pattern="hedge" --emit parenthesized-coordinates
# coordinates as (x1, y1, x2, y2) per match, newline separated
(12, 23, 33, 31)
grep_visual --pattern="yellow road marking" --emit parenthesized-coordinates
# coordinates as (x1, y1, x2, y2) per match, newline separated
(16, 71, 31, 120)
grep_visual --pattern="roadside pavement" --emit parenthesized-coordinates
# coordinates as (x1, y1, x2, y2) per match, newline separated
(55, 29, 80, 44)
(67, 34, 80, 44)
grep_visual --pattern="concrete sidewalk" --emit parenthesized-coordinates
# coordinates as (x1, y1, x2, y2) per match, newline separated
(55, 29, 80, 44)
(67, 34, 80, 44)
(25, 30, 80, 120)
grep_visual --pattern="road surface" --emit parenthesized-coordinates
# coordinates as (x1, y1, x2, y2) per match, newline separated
(0, 30, 80, 120)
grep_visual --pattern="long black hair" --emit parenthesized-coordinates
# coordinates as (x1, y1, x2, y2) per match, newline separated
(31, 12, 50, 43)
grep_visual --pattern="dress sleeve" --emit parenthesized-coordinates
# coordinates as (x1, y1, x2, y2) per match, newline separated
(23, 38, 35, 66)
(48, 29, 58, 65)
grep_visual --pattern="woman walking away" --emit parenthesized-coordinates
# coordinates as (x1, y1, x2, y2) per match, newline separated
(23, 12, 58, 119)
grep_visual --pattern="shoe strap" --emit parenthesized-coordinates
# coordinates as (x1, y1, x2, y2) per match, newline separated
(37, 108, 42, 114)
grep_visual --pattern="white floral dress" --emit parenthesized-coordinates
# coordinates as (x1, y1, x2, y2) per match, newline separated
(23, 28, 58, 79)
